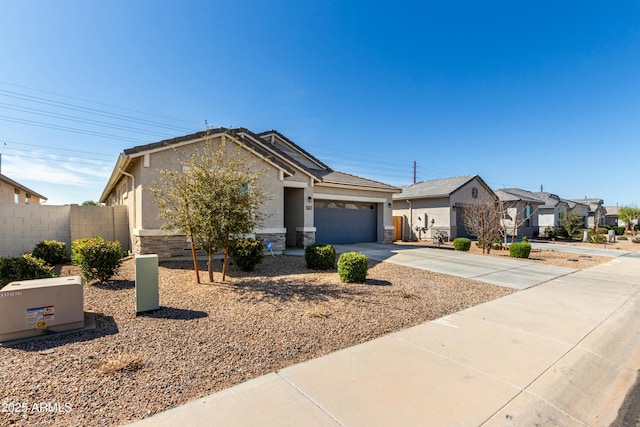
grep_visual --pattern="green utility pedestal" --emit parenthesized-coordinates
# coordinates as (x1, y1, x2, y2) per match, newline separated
(135, 254, 159, 314)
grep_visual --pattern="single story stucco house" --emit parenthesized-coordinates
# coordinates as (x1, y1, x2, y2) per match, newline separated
(494, 189, 544, 238)
(0, 173, 47, 205)
(569, 198, 605, 228)
(99, 127, 399, 258)
(392, 175, 495, 241)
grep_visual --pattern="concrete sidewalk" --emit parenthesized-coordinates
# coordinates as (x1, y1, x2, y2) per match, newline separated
(291, 243, 576, 290)
(130, 255, 640, 427)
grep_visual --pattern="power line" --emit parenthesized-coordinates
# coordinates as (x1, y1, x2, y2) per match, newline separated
(0, 81, 201, 129)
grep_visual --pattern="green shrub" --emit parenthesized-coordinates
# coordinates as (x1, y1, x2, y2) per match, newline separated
(590, 233, 607, 244)
(0, 254, 56, 288)
(509, 242, 532, 259)
(522, 236, 530, 243)
(453, 238, 471, 251)
(229, 238, 265, 271)
(613, 226, 625, 236)
(635, 224, 640, 232)
(632, 237, 640, 244)
(337, 252, 368, 283)
(72, 237, 123, 283)
(32, 240, 67, 265)
(618, 236, 628, 240)
(305, 243, 336, 270)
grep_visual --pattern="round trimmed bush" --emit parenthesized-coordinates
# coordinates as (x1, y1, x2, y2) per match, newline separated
(453, 238, 471, 251)
(229, 238, 264, 271)
(0, 254, 56, 289)
(509, 242, 532, 259)
(304, 243, 336, 270)
(618, 236, 628, 240)
(337, 252, 368, 283)
(72, 237, 123, 283)
(613, 226, 625, 236)
(632, 237, 640, 244)
(32, 240, 67, 265)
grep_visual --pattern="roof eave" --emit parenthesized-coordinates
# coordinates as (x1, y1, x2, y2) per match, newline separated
(99, 153, 131, 203)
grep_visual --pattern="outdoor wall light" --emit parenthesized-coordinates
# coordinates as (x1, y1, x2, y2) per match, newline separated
(307, 196, 313, 202)
(388, 202, 392, 208)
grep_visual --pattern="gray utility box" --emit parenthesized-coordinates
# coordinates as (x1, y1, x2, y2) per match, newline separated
(0, 276, 84, 342)
(135, 254, 159, 314)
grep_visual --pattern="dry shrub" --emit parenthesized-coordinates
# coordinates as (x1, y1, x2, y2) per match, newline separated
(98, 353, 145, 375)
(308, 309, 330, 319)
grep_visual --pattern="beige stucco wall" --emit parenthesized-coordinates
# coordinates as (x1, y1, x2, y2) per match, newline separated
(501, 202, 540, 237)
(129, 136, 286, 232)
(0, 181, 41, 205)
(392, 197, 451, 240)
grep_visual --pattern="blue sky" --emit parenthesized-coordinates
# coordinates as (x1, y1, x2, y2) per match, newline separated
(1, 1, 638, 206)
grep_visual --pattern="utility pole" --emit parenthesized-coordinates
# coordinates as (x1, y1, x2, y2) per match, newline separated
(0, 142, 6, 175)
(413, 161, 416, 184)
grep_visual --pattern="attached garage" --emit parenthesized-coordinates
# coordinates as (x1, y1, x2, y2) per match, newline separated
(314, 200, 377, 244)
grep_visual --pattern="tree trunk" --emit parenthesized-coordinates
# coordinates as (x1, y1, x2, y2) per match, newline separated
(208, 250, 214, 283)
(222, 231, 230, 282)
(190, 240, 200, 284)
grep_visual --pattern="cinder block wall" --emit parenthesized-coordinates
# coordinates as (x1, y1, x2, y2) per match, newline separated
(0, 205, 129, 259)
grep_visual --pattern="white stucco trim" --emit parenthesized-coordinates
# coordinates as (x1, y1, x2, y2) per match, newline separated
(313, 193, 387, 203)
(316, 182, 398, 194)
(283, 181, 308, 188)
(295, 227, 317, 232)
(254, 228, 287, 234)
(133, 228, 178, 236)
(134, 227, 287, 236)
(384, 226, 395, 230)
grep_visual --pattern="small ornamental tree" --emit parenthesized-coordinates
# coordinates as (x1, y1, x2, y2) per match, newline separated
(152, 129, 268, 283)
(461, 195, 502, 254)
(619, 206, 640, 233)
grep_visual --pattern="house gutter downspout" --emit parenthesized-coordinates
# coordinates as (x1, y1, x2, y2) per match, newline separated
(119, 169, 136, 231)
(406, 200, 412, 241)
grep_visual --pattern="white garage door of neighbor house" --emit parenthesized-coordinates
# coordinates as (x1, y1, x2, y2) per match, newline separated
(314, 200, 377, 244)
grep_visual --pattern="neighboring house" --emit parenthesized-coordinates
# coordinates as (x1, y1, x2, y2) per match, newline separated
(494, 189, 543, 238)
(0, 173, 47, 205)
(99, 127, 399, 258)
(563, 199, 589, 228)
(569, 198, 605, 228)
(392, 175, 495, 241)
(604, 206, 620, 227)
(497, 189, 569, 235)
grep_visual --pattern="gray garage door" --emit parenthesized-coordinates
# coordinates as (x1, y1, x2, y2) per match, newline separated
(314, 200, 377, 244)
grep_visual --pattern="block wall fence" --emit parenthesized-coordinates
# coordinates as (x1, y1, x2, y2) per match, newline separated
(0, 204, 129, 258)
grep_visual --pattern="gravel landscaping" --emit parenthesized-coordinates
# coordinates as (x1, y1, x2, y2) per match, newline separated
(0, 255, 515, 426)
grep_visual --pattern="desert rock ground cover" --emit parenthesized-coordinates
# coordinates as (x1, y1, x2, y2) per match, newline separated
(1, 255, 515, 426)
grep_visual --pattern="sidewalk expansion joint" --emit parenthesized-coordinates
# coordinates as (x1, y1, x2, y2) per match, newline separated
(479, 284, 640, 425)
(276, 372, 346, 427)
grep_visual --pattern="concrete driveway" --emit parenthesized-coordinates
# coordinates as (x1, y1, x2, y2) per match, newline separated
(530, 241, 632, 258)
(330, 243, 576, 290)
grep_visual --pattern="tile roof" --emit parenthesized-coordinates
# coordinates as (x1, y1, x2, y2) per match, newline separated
(111, 127, 399, 194)
(494, 189, 542, 203)
(312, 169, 399, 191)
(393, 175, 480, 200)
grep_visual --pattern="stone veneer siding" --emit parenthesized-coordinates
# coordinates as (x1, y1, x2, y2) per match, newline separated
(383, 228, 394, 243)
(296, 230, 316, 248)
(135, 232, 286, 259)
(135, 235, 190, 258)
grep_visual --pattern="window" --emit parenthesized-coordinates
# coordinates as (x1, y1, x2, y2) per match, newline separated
(25, 193, 31, 204)
(14, 189, 19, 204)
(471, 187, 478, 198)
(524, 204, 531, 227)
